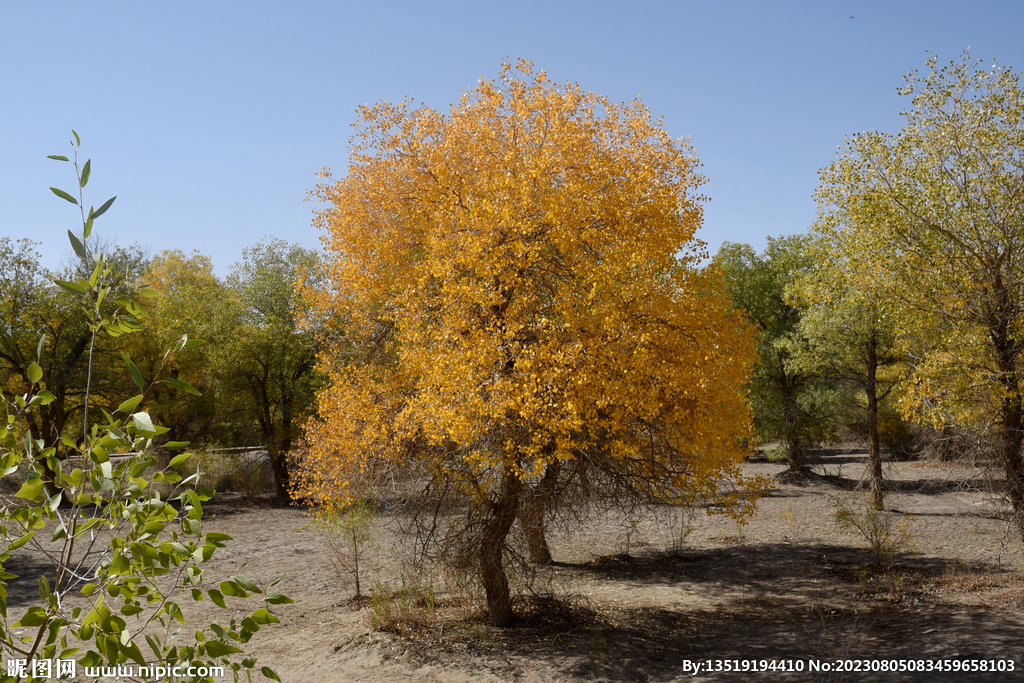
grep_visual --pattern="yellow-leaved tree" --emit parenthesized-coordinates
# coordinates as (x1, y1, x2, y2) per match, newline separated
(295, 61, 761, 626)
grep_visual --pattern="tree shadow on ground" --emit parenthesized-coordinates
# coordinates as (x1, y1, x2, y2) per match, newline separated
(780, 469, 997, 498)
(4, 551, 57, 608)
(406, 543, 1023, 682)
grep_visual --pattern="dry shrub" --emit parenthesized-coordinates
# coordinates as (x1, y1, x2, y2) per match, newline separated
(177, 447, 276, 498)
(831, 493, 915, 567)
(304, 501, 378, 599)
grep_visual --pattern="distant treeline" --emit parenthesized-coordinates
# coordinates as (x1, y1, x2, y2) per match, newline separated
(0, 236, 321, 500)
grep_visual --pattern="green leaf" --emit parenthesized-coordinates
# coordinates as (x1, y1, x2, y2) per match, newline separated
(8, 531, 35, 551)
(47, 155, 69, 161)
(91, 195, 116, 219)
(182, 338, 206, 349)
(164, 441, 190, 451)
(263, 593, 293, 605)
(145, 634, 162, 660)
(26, 361, 43, 383)
(117, 395, 144, 414)
(261, 666, 282, 681)
(80, 159, 91, 188)
(55, 279, 88, 295)
(34, 390, 56, 405)
(84, 217, 93, 239)
(162, 377, 201, 396)
(204, 640, 244, 657)
(50, 187, 78, 205)
(71, 129, 80, 146)
(15, 476, 44, 501)
(13, 606, 48, 627)
(251, 608, 278, 625)
(207, 589, 227, 609)
(219, 580, 249, 598)
(80, 650, 102, 667)
(120, 638, 147, 666)
(235, 575, 260, 593)
(68, 229, 87, 260)
(137, 287, 160, 298)
(121, 352, 144, 389)
(205, 532, 233, 545)
(36, 334, 46, 360)
(80, 583, 97, 596)
(168, 452, 192, 468)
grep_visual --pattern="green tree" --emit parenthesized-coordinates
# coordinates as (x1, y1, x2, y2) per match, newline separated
(787, 228, 907, 508)
(224, 237, 321, 501)
(818, 53, 1024, 540)
(715, 236, 837, 473)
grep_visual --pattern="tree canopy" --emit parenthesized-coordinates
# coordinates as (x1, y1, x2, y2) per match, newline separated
(224, 237, 321, 500)
(715, 236, 836, 473)
(786, 227, 907, 507)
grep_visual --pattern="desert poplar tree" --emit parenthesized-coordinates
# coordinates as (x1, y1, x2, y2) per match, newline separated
(787, 227, 907, 509)
(818, 53, 1024, 540)
(296, 62, 761, 626)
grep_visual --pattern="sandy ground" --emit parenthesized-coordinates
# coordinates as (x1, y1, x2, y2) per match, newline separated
(8, 449, 1024, 682)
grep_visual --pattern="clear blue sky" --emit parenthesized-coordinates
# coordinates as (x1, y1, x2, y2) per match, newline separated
(3, 1, 1023, 274)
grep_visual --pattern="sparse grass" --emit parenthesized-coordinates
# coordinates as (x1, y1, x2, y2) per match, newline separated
(369, 573, 438, 634)
(774, 500, 809, 540)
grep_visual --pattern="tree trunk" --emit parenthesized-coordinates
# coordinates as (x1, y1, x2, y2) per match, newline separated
(1000, 388, 1024, 543)
(481, 468, 522, 627)
(267, 444, 291, 503)
(866, 330, 884, 510)
(257, 392, 291, 502)
(275, 392, 294, 501)
(779, 356, 804, 472)
(988, 276, 1024, 544)
(521, 460, 561, 565)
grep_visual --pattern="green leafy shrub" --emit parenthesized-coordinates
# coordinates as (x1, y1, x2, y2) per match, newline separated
(0, 134, 290, 683)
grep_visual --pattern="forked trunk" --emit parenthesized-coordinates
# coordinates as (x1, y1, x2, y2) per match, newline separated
(481, 469, 522, 627)
(521, 460, 561, 565)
